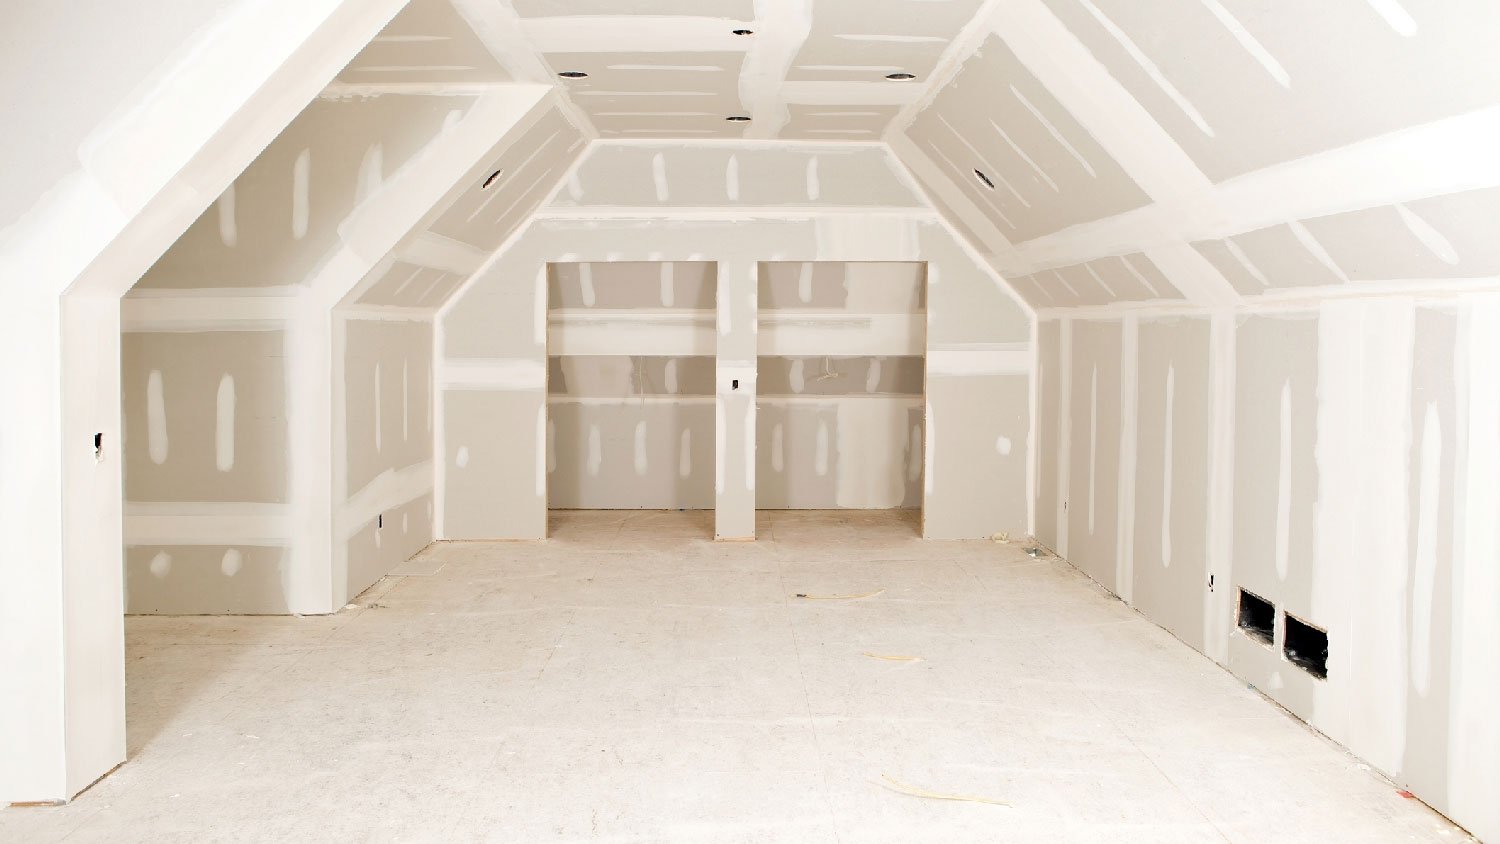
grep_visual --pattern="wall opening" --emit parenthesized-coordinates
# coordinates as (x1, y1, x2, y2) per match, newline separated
(1283, 613, 1329, 679)
(545, 261, 717, 536)
(754, 262, 926, 535)
(1236, 588, 1275, 646)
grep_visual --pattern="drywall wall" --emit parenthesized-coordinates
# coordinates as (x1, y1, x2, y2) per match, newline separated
(438, 141, 1032, 541)
(1034, 296, 1500, 841)
(0, 0, 413, 803)
(887, 4, 1500, 836)
(337, 318, 435, 600)
(118, 10, 582, 612)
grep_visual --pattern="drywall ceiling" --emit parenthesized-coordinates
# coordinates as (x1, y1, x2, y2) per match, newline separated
(316, 0, 1500, 317)
(331, 0, 988, 140)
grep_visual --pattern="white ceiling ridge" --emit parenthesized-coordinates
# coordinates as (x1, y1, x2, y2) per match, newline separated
(1005, 103, 1500, 279)
(520, 15, 758, 53)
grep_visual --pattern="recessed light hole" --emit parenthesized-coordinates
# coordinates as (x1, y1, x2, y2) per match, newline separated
(973, 169, 996, 190)
(886, 72, 917, 80)
(482, 169, 504, 189)
(559, 71, 589, 79)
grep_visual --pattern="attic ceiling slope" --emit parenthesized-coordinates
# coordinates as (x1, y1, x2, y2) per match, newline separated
(887, 0, 1500, 311)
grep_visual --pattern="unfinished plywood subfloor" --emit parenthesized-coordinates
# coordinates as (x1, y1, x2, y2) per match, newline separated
(0, 512, 1468, 843)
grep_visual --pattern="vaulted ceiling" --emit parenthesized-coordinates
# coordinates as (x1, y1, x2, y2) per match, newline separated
(128, 0, 1500, 313)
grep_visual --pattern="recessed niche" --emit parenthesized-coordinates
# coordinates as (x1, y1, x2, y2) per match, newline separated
(1284, 614, 1329, 679)
(1236, 588, 1274, 646)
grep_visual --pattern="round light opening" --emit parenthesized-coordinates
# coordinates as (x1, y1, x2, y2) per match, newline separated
(558, 71, 589, 79)
(482, 169, 504, 189)
(886, 72, 917, 80)
(732, 28, 754, 35)
(973, 169, 996, 190)
(726, 115, 752, 122)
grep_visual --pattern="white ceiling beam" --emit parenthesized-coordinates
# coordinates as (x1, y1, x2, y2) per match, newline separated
(740, 0, 814, 138)
(520, 16, 756, 53)
(781, 81, 924, 106)
(449, 0, 599, 137)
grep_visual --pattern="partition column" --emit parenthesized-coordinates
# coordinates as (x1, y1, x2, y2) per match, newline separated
(715, 260, 757, 539)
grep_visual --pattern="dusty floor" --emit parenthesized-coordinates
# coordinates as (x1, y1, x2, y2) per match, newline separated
(1, 511, 1471, 843)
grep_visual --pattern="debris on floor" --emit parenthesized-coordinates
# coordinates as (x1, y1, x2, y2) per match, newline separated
(793, 588, 885, 601)
(877, 774, 1009, 807)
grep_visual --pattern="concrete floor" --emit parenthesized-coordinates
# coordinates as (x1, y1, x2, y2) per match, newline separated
(1, 511, 1471, 843)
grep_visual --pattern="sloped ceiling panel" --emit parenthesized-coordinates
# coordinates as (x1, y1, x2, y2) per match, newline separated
(905, 34, 1151, 244)
(1042, 0, 1500, 182)
(338, 0, 513, 85)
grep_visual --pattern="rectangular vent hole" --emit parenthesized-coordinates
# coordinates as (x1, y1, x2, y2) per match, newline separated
(1284, 613, 1328, 679)
(1236, 588, 1274, 646)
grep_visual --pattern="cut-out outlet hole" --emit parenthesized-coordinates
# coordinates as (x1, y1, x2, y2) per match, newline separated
(732, 379, 740, 390)
(93, 432, 104, 462)
(886, 72, 917, 80)
(482, 169, 503, 189)
(558, 71, 588, 79)
(732, 28, 754, 35)
(377, 514, 383, 529)
(1284, 614, 1328, 679)
(1236, 588, 1274, 646)
(973, 169, 996, 190)
(726, 115, 751, 122)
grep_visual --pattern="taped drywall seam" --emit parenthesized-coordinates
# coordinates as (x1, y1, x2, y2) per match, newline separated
(284, 304, 335, 613)
(1451, 294, 1500, 833)
(1202, 308, 1237, 664)
(1115, 314, 1139, 602)
(1026, 309, 1041, 537)
(1055, 317, 1073, 557)
(740, 0, 812, 138)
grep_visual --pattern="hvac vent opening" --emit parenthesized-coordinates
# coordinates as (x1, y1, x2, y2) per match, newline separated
(1236, 588, 1274, 646)
(1284, 614, 1329, 679)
